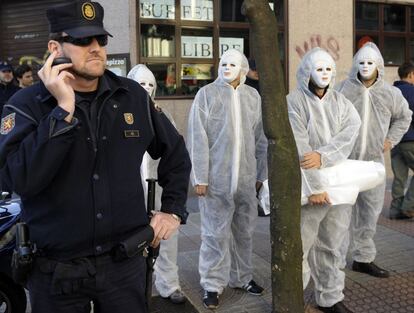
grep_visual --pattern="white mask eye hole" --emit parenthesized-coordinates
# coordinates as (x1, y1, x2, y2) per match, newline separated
(326, 67, 332, 72)
(140, 82, 146, 87)
(149, 83, 154, 87)
(359, 61, 365, 65)
(316, 68, 323, 72)
(230, 63, 236, 67)
(367, 61, 373, 65)
(222, 63, 227, 67)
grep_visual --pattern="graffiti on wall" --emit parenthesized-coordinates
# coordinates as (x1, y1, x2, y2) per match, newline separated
(295, 35, 340, 61)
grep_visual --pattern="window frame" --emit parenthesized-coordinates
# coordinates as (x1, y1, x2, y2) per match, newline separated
(355, 0, 414, 66)
(137, 0, 287, 98)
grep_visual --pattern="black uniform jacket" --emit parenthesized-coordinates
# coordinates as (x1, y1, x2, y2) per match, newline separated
(0, 70, 191, 260)
(0, 82, 20, 113)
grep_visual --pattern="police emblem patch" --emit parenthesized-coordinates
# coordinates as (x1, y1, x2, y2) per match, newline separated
(82, 2, 95, 20)
(124, 113, 134, 125)
(0, 113, 16, 135)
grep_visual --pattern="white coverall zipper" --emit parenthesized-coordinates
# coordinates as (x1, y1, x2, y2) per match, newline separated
(231, 87, 242, 194)
(359, 89, 370, 160)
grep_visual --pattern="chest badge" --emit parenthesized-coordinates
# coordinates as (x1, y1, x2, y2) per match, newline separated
(0, 113, 16, 135)
(124, 113, 134, 125)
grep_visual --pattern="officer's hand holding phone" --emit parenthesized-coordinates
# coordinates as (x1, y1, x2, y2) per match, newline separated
(38, 51, 75, 123)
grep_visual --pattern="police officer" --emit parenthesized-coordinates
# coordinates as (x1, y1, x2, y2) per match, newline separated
(0, 62, 19, 196)
(0, 61, 20, 114)
(0, 1, 191, 313)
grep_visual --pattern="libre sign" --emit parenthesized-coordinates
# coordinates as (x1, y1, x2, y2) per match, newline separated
(181, 36, 244, 58)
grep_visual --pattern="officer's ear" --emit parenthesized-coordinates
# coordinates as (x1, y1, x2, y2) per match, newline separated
(48, 40, 64, 57)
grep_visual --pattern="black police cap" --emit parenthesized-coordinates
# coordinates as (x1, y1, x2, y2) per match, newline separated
(0, 61, 13, 72)
(46, 1, 112, 38)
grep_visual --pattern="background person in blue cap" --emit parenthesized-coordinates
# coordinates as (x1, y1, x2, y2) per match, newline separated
(0, 61, 20, 114)
(0, 1, 191, 313)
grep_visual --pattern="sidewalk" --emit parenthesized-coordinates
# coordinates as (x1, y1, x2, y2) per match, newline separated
(175, 186, 414, 313)
(22, 181, 414, 313)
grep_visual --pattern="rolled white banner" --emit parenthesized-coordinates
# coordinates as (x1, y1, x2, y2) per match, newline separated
(301, 159, 386, 206)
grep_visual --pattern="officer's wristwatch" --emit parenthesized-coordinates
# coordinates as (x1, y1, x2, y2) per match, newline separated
(170, 213, 181, 223)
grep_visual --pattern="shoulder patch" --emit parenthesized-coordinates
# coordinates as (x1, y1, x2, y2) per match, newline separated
(0, 113, 16, 135)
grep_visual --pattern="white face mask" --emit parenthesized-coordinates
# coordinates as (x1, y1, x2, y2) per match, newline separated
(219, 56, 242, 83)
(138, 79, 155, 96)
(310, 60, 333, 88)
(357, 46, 378, 80)
(358, 60, 377, 80)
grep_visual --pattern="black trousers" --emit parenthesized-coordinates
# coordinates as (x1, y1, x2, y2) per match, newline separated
(27, 253, 147, 313)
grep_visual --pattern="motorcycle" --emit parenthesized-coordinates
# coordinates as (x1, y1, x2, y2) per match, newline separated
(0, 193, 27, 313)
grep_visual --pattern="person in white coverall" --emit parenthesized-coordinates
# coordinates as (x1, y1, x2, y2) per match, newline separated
(336, 43, 412, 278)
(127, 64, 186, 304)
(187, 49, 268, 310)
(288, 48, 360, 313)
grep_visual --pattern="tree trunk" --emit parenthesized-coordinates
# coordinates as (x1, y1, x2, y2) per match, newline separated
(242, 1, 304, 312)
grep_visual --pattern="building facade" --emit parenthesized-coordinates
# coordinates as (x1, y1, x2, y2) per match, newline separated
(1, 0, 414, 133)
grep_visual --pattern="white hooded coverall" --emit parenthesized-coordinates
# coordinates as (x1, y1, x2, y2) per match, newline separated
(287, 48, 361, 307)
(187, 49, 268, 293)
(127, 64, 182, 298)
(336, 43, 412, 264)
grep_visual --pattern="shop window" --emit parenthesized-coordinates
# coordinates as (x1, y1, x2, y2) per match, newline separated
(219, 29, 249, 57)
(182, 28, 213, 58)
(140, 0, 175, 19)
(221, 0, 245, 22)
(411, 10, 414, 32)
(383, 37, 405, 65)
(410, 39, 414, 62)
(139, 0, 286, 97)
(384, 5, 405, 32)
(355, 2, 378, 30)
(181, 0, 213, 21)
(140, 24, 175, 57)
(146, 63, 177, 96)
(181, 64, 214, 95)
(355, 1, 414, 66)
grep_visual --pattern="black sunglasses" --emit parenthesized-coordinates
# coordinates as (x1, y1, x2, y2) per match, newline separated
(58, 35, 108, 47)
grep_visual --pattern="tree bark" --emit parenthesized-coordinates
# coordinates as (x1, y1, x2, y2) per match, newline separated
(242, 1, 304, 312)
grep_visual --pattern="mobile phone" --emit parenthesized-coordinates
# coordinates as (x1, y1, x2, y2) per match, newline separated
(51, 57, 72, 66)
